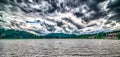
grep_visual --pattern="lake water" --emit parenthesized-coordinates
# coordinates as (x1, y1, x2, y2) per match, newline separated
(0, 39, 120, 57)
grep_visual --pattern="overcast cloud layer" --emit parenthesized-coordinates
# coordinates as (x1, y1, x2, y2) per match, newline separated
(0, 0, 120, 35)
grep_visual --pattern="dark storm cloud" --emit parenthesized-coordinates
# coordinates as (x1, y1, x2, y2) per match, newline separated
(0, 0, 119, 22)
(62, 18, 83, 29)
(0, 0, 9, 4)
(108, 0, 120, 12)
(107, 0, 120, 21)
(0, 0, 120, 35)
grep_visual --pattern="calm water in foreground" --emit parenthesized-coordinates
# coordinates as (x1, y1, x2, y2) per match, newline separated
(0, 39, 120, 57)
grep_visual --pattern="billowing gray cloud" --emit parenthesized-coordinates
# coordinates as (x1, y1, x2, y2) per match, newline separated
(0, 0, 120, 35)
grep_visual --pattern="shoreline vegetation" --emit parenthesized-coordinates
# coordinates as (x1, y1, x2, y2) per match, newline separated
(0, 28, 120, 39)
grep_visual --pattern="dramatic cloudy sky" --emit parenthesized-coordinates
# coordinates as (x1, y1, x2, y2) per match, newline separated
(0, 0, 120, 35)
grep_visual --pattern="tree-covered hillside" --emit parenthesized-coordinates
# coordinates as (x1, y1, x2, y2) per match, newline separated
(0, 28, 120, 39)
(0, 28, 40, 39)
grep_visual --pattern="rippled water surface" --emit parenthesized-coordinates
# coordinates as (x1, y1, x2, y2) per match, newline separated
(0, 39, 120, 57)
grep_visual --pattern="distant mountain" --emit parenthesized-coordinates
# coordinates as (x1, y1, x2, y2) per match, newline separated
(0, 28, 120, 39)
